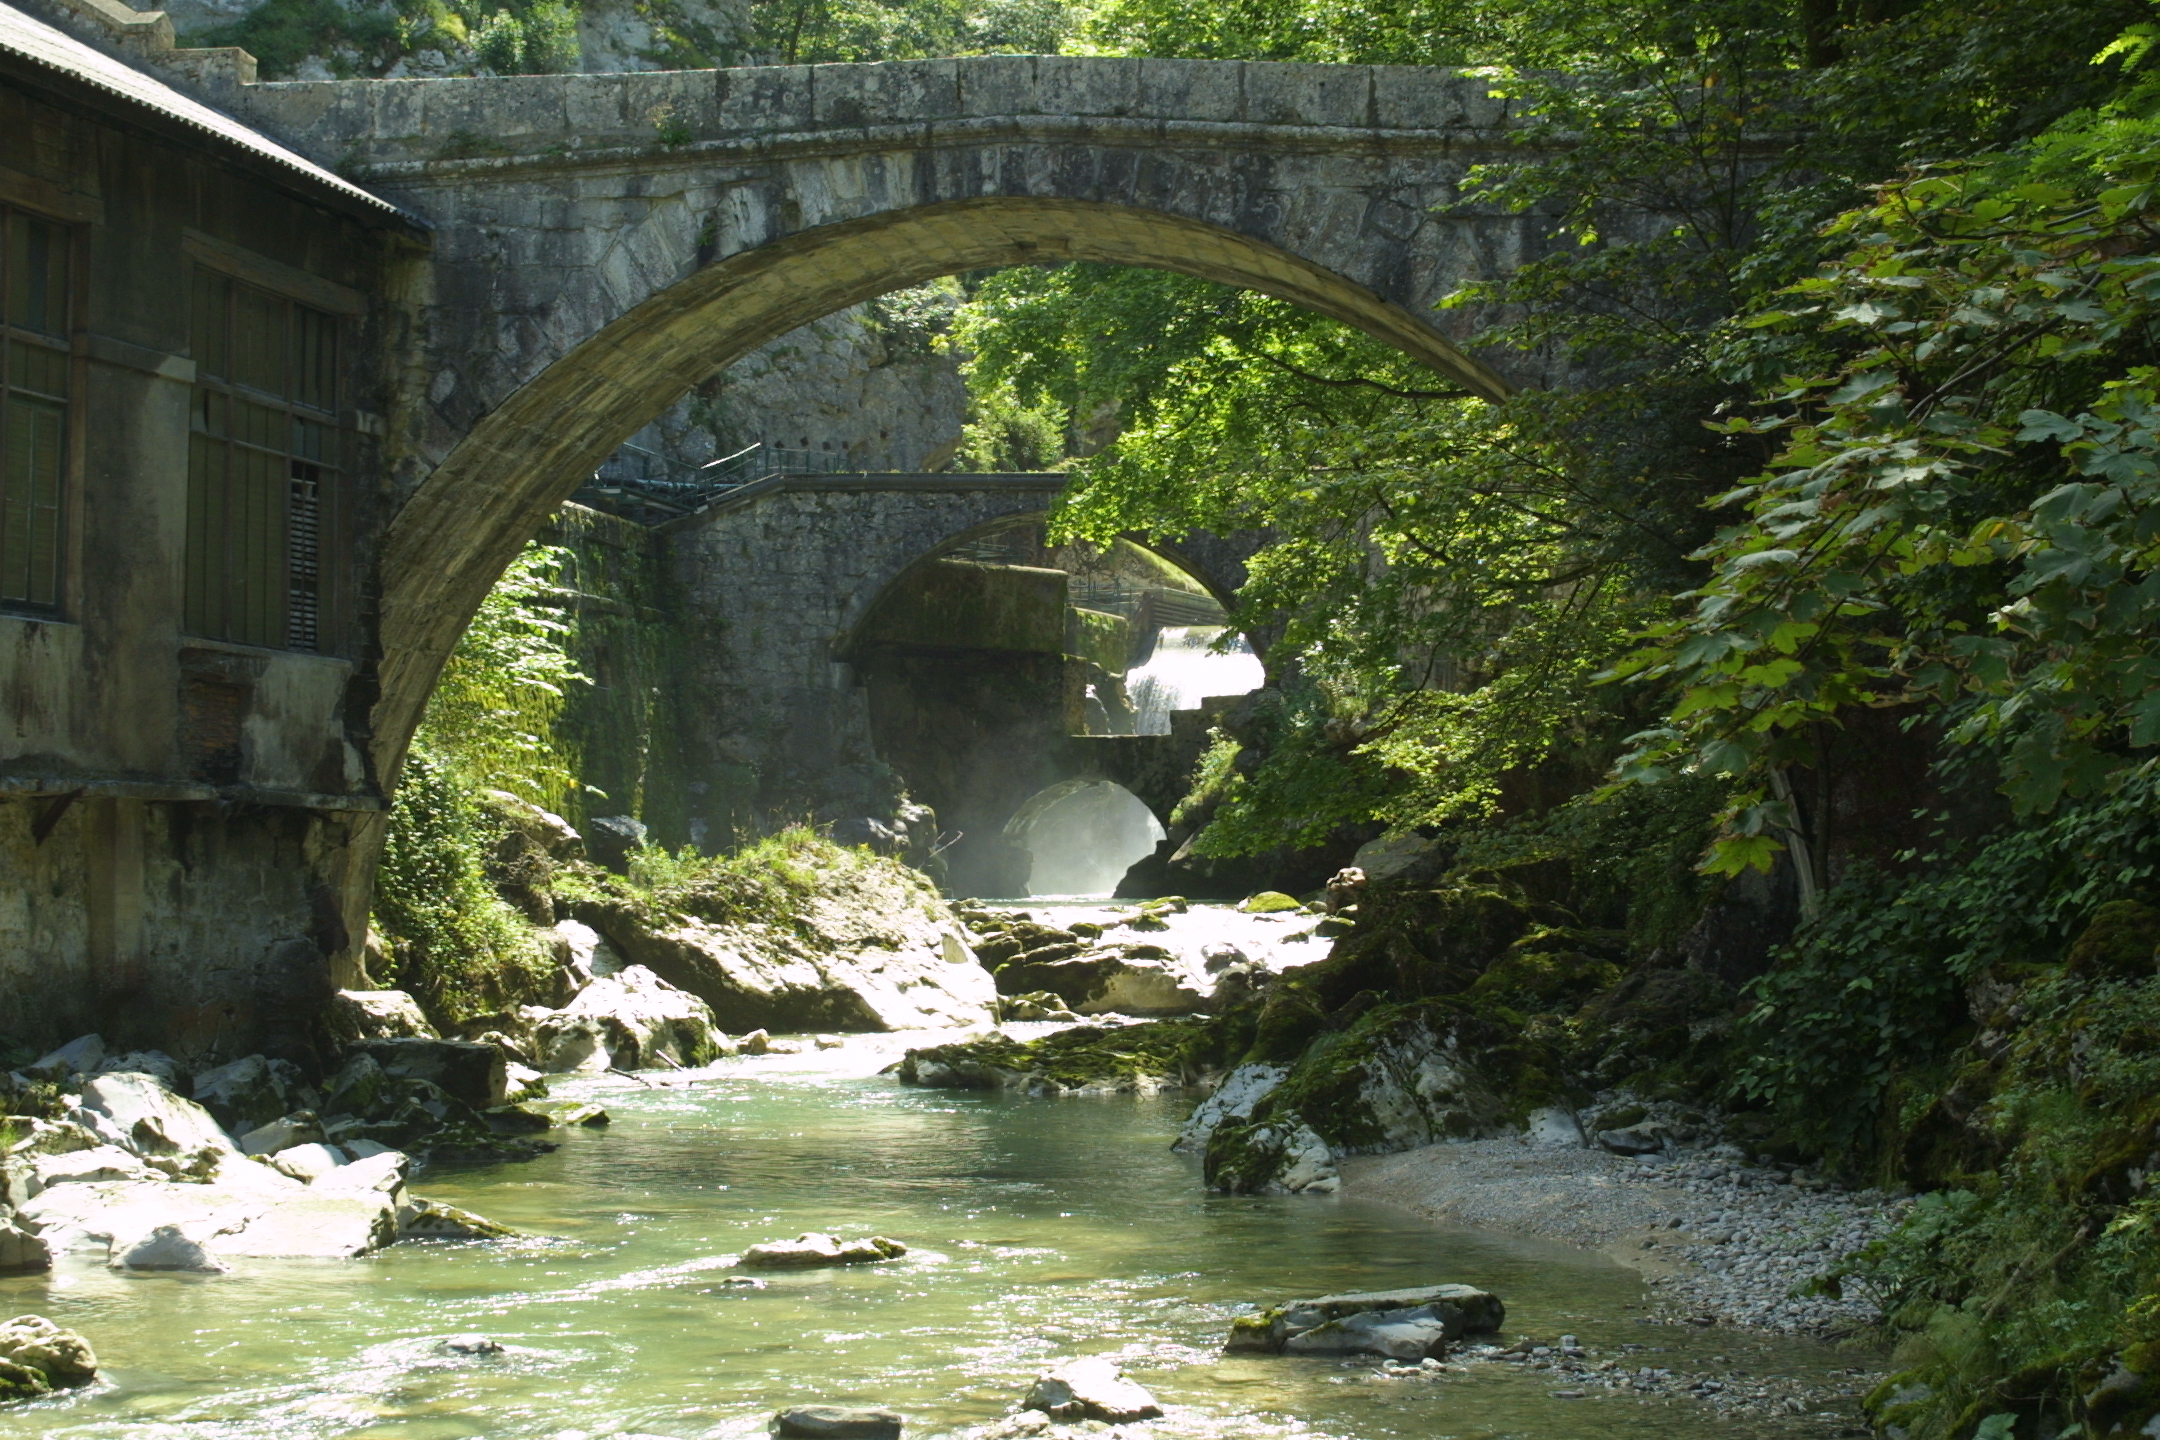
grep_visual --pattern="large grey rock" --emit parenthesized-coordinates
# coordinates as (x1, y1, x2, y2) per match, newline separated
(994, 951, 1206, 1017)
(592, 862, 996, 1032)
(529, 965, 723, 1073)
(110, 1224, 228, 1273)
(0, 1215, 50, 1272)
(1280, 1306, 1453, 1360)
(79, 1072, 239, 1159)
(26, 1034, 103, 1081)
(94, 1051, 186, 1090)
(191, 1055, 310, 1134)
(1022, 1357, 1163, 1423)
(239, 1113, 327, 1156)
(584, 815, 648, 873)
(479, 789, 582, 857)
(1351, 832, 1443, 885)
(738, 1232, 907, 1269)
(1204, 1121, 1339, 1195)
(1174, 1064, 1288, 1153)
(1226, 1284, 1505, 1354)
(774, 1405, 904, 1439)
(325, 990, 438, 1047)
(28, 1145, 157, 1187)
(0, 1314, 96, 1387)
(346, 1039, 507, 1109)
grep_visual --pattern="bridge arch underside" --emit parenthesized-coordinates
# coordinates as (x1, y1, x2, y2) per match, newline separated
(376, 194, 1507, 778)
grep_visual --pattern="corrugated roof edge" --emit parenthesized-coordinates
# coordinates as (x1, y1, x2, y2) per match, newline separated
(0, 0, 424, 230)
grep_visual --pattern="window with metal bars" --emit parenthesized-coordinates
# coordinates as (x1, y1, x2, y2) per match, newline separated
(0, 206, 70, 614)
(185, 270, 340, 651)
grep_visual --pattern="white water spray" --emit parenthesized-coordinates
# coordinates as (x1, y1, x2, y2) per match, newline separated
(1125, 626, 1265, 735)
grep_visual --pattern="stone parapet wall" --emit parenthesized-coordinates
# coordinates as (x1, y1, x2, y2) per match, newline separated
(232, 58, 1519, 173)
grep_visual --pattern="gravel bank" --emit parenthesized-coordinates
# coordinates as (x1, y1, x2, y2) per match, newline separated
(1346, 1138, 1910, 1335)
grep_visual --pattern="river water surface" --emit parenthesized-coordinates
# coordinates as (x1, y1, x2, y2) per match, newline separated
(1, 1046, 1855, 1440)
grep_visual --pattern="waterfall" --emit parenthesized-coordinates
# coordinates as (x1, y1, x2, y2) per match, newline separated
(1125, 626, 1264, 735)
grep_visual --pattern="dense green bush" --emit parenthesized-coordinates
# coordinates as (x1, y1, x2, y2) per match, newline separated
(372, 749, 558, 1030)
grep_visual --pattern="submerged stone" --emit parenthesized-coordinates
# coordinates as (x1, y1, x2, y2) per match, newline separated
(1227, 1283, 1505, 1355)
(774, 1404, 904, 1439)
(399, 1198, 516, 1240)
(738, 1232, 906, 1268)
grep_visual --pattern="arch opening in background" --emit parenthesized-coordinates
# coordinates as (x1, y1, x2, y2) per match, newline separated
(1004, 779, 1167, 897)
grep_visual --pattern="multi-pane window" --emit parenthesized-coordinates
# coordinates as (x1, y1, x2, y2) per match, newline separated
(0, 207, 69, 613)
(186, 270, 339, 651)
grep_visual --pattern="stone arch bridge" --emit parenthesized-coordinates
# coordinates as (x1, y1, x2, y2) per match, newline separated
(217, 54, 1550, 789)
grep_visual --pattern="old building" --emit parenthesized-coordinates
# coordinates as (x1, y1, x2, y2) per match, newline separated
(0, 0, 420, 1057)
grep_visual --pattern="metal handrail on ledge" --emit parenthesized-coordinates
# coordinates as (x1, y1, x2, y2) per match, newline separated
(575, 441, 850, 522)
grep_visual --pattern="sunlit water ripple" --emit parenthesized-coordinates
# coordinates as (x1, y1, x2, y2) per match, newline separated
(0, 1052, 1853, 1439)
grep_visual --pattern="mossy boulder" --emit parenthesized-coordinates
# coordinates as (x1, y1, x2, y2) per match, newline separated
(0, 1315, 96, 1399)
(1239, 891, 1303, 914)
(897, 1019, 1222, 1095)
(2066, 900, 2160, 980)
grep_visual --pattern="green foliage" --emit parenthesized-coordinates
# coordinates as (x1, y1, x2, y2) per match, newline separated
(1611, 104, 2160, 867)
(1733, 764, 2160, 1167)
(421, 541, 587, 809)
(558, 825, 932, 938)
(473, 0, 579, 72)
(373, 749, 557, 1029)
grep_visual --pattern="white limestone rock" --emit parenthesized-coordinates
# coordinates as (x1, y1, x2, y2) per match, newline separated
(217, 1194, 396, 1258)
(30, 1145, 157, 1187)
(529, 965, 724, 1073)
(239, 1113, 327, 1156)
(271, 1143, 347, 1182)
(593, 862, 998, 1032)
(94, 1051, 185, 1090)
(312, 1149, 408, 1201)
(1022, 1357, 1163, 1424)
(79, 1071, 240, 1159)
(26, 1034, 103, 1082)
(325, 990, 437, 1045)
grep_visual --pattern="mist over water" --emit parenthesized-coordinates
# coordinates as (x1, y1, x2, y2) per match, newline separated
(1016, 782, 1165, 896)
(1127, 628, 1265, 736)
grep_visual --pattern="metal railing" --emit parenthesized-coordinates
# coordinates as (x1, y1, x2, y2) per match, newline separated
(574, 441, 851, 523)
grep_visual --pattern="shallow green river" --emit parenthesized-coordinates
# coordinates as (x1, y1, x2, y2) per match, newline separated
(0, 1047, 1855, 1439)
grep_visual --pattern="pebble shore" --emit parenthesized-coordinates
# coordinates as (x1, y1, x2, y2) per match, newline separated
(1349, 1137, 1909, 1335)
